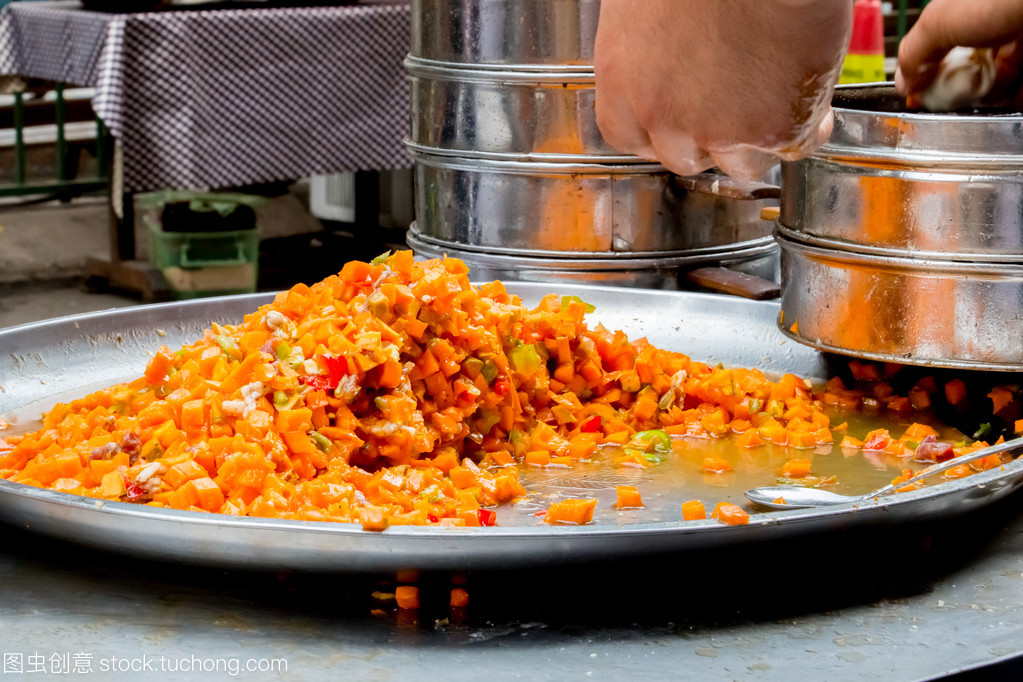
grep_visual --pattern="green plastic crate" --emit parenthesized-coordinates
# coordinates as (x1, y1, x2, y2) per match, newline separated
(146, 217, 260, 299)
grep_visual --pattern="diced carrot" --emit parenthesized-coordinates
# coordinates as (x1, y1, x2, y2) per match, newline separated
(450, 588, 470, 608)
(702, 456, 732, 473)
(989, 387, 1015, 414)
(276, 408, 313, 434)
(711, 502, 750, 526)
(543, 498, 598, 525)
(945, 379, 968, 406)
(189, 477, 225, 512)
(164, 459, 207, 488)
(780, 458, 812, 478)
(631, 395, 658, 422)
(180, 399, 205, 436)
(681, 499, 706, 520)
(144, 348, 174, 384)
(524, 450, 550, 466)
(614, 485, 643, 508)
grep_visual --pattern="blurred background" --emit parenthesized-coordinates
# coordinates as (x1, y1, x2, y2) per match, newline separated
(0, 0, 928, 330)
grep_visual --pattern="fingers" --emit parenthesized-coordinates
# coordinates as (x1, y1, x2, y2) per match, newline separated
(593, 91, 657, 162)
(711, 147, 781, 181)
(898, 0, 1023, 94)
(646, 130, 715, 177)
(990, 40, 1023, 106)
(897, 0, 959, 93)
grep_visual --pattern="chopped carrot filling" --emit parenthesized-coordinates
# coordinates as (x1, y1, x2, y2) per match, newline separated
(5, 251, 981, 530)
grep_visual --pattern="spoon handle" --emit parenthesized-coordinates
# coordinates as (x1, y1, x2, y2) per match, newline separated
(870, 436, 1023, 500)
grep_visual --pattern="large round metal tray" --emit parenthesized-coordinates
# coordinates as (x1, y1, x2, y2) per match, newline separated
(2, 283, 1022, 572)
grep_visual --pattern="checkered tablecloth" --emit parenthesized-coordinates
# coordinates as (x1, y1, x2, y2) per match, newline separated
(0, 1, 411, 192)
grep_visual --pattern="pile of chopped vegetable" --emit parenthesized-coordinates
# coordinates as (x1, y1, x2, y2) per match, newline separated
(0, 252, 1002, 529)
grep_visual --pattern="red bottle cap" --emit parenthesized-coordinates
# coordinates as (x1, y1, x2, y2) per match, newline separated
(848, 0, 885, 55)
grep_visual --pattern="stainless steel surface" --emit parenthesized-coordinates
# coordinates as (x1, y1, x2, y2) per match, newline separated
(407, 57, 631, 160)
(4, 285, 1023, 575)
(747, 437, 1023, 509)
(776, 226, 1023, 370)
(6, 499, 1023, 682)
(410, 147, 777, 254)
(781, 83, 1023, 256)
(410, 0, 600, 68)
(7, 285, 1023, 680)
(407, 226, 780, 289)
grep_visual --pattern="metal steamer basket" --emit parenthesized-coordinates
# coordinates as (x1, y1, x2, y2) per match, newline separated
(410, 0, 601, 69)
(406, 0, 779, 291)
(407, 227, 779, 289)
(778, 84, 1023, 370)
(406, 58, 622, 159)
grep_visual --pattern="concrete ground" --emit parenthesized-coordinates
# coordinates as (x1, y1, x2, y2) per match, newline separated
(0, 183, 410, 331)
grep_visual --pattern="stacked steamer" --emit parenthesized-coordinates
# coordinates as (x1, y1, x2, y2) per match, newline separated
(777, 84, 1023, 370)
(405, 0, 779, 289)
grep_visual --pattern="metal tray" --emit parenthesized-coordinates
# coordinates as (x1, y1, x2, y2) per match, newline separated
(2, 283, 1022, 572)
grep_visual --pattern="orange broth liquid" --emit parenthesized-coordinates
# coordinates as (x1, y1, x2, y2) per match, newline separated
(0, 373, 969, 529)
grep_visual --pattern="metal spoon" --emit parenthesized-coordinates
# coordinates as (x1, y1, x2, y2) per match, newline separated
(745, 437, 1023, 510)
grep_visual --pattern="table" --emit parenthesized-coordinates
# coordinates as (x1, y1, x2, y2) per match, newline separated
(0, 0, 411, 192)
(2, 288, 1023, 680)
(0, 0, 412, 295)
(3, 490, 1023, 680)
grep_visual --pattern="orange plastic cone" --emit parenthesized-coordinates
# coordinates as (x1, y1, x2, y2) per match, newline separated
(839, 0, 886, 84)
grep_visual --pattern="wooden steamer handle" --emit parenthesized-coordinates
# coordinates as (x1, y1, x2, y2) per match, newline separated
(677, 176, 783, 300)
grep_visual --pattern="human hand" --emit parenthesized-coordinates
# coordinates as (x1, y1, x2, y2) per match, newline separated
(593, 0, 851, 180)
(895, 0, 1023, 109)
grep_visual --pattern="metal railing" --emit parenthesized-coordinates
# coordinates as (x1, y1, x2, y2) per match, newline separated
(0, 82, 111, 200)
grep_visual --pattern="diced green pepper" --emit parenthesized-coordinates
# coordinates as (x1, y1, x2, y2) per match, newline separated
(481, 359, 500, 384)
(475, 408, 501, 435)
(420, 484, 443, 503)
(273, 391, 295, 411)
(274, 342, 291, 362)
(509, 343, 543, 376)
(371, 251, 391, 266)
(560, 295, 596, 313)
(309, 431, 332, 453)
(142, 442, 164, 462)
(622, 429, 674, 464)
(367, 290, 389, 318)
(631, 429, 673, 453)
(462, 357, 484, 378)
(216, 334, 239, 356)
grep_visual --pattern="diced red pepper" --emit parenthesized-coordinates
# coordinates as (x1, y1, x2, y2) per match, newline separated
(477, 509, 497, 526)
(324, 355, 349, 382)
(427, 514, 440, 524)
(301, 376, 332, 391)
(125, 483, 146, 500)
(300, 354, 350, 391)
(863, 434, 890, 451)
(579, 415, 602, 433)
(493, 379, 511, 397)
